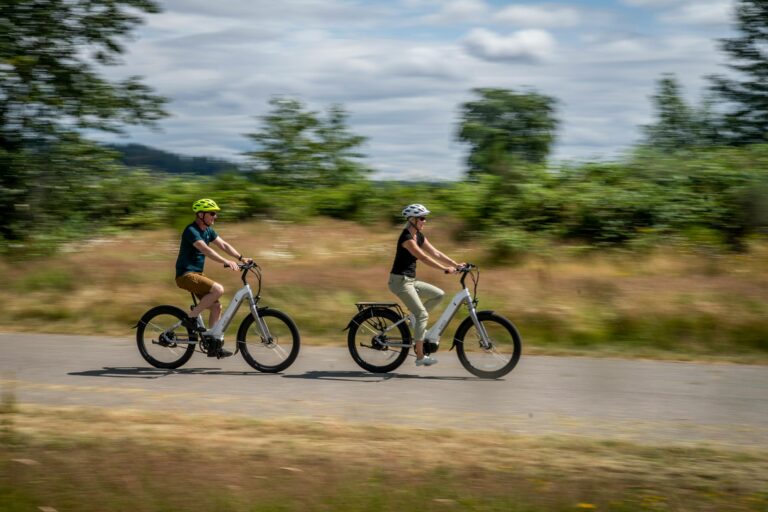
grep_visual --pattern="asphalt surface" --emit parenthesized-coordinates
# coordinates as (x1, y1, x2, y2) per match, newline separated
(2, 332, 767, 447)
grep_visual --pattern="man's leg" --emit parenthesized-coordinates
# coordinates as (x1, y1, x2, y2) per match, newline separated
(190, 283, 224, 325)
(177, 273, 223, 327)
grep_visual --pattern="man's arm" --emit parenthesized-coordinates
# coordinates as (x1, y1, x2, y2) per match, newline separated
(211, 237, 254, 264)
(193, 240, 239, 270)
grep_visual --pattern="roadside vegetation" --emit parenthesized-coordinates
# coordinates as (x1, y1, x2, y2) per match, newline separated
(2, 2, 768, 510)
(2, 217, 767, 363)
(1, 404, 767, 512)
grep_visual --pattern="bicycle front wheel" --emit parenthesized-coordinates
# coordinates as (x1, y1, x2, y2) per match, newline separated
(136, 305, 197, 369)
(237, 308, 300, 373)
(455, 311, 522, 379)
(347, 307, 411, 373)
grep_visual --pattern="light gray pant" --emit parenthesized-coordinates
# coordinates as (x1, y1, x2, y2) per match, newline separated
(388, 273, 444, 341)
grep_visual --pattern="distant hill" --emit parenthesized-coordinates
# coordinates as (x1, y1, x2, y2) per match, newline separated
(107, 143, 240, 175)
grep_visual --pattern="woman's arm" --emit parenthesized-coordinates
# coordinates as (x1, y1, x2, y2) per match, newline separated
(421, 238, 461, 267)
(403, 239, 455, 273)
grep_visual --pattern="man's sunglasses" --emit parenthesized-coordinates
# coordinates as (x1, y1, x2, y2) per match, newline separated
(416, 216, 427, 221)
(205, 211, 218, 217)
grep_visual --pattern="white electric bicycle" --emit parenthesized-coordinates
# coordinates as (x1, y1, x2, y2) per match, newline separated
(345, 264, 521, 379)
(135, 262, 300, 372)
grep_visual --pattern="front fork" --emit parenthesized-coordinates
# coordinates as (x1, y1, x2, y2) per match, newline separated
(466, 304, 493, 349)
(249, 299, 274, 344)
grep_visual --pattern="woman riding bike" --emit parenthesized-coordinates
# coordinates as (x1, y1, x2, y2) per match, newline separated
(388, 204, 464, 367)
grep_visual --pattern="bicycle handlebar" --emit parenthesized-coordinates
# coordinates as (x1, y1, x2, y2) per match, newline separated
(444, 263, 475, 274)
(222, 261, 259, 270)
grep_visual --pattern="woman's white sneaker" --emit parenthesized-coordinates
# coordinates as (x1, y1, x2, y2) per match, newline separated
(415, 356, 438, 366)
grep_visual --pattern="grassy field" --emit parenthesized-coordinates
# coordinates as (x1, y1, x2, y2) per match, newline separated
(3, 220, 767, 511)
(1, 401, 767, 512)
(2, 218, 767, 363)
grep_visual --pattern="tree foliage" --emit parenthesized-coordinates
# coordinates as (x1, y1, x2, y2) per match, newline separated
(457, 88, 558, 180)
(642, 74, 720, 151)
(0, 0, 166, 149)
(243, 97, 370, 187)
(0, 0, 167, 241)
(709, 0, 768, 144)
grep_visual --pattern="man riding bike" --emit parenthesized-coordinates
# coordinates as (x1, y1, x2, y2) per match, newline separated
(175, 198, 252, 358)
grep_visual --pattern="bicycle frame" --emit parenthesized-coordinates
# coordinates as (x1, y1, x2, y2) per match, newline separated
(172, 265, 275, 344)
(203, 284, 258, 339)
(381, 273, 492, 348)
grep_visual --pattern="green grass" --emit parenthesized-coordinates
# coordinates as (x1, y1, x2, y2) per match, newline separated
(2, 219, 768, 363)
(1, 406, 768, 512)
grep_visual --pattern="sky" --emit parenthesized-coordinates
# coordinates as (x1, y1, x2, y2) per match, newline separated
(97, 0, 738, 180)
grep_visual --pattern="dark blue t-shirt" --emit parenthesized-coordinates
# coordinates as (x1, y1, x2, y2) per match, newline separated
(175, 223, 218, 277)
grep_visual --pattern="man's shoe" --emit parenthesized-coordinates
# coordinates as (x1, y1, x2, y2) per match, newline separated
(415, 356, 438, 367)
(216, 348, 233, 359)
(204, 335, 219, 357)
(204, 336, 231, 358)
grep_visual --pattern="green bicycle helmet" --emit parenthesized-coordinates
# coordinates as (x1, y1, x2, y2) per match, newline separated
(192, 198, 221, 213)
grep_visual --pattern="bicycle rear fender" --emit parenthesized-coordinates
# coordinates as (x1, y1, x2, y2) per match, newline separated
(343, 303, 405, 331)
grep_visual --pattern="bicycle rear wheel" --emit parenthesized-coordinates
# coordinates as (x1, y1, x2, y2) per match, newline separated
(237, 308, 300, 373)
(136, 305, 197, 369)
(347, 307, 411, 373)
(455, 311, 522, 379)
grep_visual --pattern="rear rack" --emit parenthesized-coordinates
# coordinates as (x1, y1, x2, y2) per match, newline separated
(355, 302, 406, 318)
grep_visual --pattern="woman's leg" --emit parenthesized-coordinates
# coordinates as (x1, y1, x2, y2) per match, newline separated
(414, 280, 444, 315)
(389, 274, 429, 358)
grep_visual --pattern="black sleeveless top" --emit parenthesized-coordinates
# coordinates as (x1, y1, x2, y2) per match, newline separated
(390, 229, 424, 277)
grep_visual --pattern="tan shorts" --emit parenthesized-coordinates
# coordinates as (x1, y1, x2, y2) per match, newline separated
(175, 272, 216, 299)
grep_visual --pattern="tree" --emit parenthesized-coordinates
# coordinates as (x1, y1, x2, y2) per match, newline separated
(314, 105, 368, 186)
(708, 0, 768, 145)
(642, 74, 720, 151)
(0, 0, 167, 241)
(0, 0, 166, 149)
(244, 97, 370, 187)
(457, 88, 558, 180)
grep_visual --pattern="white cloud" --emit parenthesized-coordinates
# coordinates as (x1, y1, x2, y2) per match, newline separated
(620, 0, 735, 26)
(421, 0, 489, 23)
(96, 1, 737, 180)
(462, 28, 557, 63)
(660, 1, 734, 25)
(620, 0, 686, 6)
(495, 5, 582, 28)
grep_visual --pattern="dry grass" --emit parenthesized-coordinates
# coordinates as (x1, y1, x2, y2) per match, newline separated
(1, 404, 767, 511)
(2, 219, 768, 362)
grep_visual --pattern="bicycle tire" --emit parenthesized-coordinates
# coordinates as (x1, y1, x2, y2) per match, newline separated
(136, 305, 197, 369)
(237, 308, 300, 373)
(454, 311, 522, 379)
(347, 307, 411, 373)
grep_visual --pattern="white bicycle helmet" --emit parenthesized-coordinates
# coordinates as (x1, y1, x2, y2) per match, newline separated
(401, 204, 431, 218)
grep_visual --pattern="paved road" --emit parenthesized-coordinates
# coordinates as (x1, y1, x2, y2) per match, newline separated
(2, 333, 767, 447)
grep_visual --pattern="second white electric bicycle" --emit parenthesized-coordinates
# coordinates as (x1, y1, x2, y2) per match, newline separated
(136, 262, 300, 372)
(345, 264, 521, 379)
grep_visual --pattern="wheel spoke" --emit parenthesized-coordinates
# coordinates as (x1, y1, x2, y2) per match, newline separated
(348, 308, 410, 373)
(456, 314, 521, 378)
(136, 307, 196, 369)
(239, 309, 300, 372)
